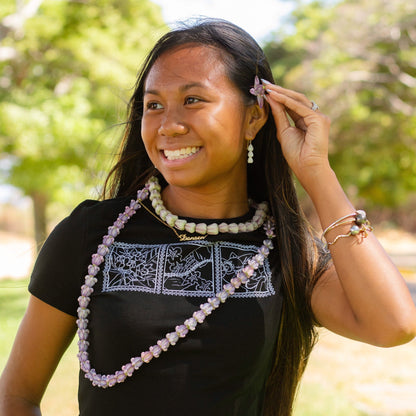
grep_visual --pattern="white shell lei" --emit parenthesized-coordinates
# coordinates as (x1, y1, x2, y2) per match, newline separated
(77, 180, 276, 388)
(147, 176, 269, 235)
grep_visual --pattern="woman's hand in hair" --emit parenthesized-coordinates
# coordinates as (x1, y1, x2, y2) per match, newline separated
(264, 83, 332, 191)
(264, 84, 416, 347)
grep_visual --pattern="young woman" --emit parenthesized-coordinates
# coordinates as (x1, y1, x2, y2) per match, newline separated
(1, 19, 415, 416)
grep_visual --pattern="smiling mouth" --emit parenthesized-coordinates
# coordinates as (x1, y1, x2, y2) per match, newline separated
(163, 146, 200, 161)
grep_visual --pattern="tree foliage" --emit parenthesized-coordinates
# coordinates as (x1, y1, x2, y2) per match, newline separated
(0, 0, 166, 245)
(265, 0, 416, 209)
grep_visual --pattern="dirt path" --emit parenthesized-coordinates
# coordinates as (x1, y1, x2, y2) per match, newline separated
(302, 329, 416, 415)
(376, 228, 416, 282)
(0, 231, 36, 279)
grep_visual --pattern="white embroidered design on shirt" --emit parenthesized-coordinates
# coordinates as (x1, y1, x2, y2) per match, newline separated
(102, 241, 275, 298)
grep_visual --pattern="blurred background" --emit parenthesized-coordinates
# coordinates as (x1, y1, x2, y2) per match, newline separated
(1, 0, 415, 414)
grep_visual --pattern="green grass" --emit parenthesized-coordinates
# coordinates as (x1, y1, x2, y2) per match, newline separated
(0, 278, 30, 365)
(0, 278, 78, 415)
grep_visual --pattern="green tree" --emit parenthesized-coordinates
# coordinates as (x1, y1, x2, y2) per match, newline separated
(0, 0, 166, 249)
(265, 0, 416, 210)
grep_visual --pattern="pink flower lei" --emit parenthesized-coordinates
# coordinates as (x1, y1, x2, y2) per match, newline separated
(76, 178, 276, 388)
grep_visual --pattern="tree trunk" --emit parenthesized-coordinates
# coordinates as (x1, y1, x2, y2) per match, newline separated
(30, 191, 48, 253)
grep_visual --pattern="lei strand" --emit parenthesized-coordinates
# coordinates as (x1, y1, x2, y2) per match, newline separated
(76, 180, 276, 388)
(146, 176, 269, 238)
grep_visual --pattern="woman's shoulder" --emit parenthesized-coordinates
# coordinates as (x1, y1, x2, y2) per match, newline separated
(70, 195, 134, 216)
(64, 195, 133, 224)
(44, 196, 134, 243)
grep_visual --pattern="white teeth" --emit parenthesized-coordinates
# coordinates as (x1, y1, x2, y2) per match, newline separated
(164, 147, 200, 161)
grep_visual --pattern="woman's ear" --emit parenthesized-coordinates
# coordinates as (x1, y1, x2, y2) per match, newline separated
(244, 102, 269, 141)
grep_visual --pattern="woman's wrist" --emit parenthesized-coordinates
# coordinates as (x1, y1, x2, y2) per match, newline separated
(299, 166, 356, 230)
(297, 162, 334, 198)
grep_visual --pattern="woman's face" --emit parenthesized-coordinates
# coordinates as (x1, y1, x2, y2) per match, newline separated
(141, 45, 254, 193)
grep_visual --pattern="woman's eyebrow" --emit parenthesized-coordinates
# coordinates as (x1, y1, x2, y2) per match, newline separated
(144, 82, 207, 96)
(179, 82, 206, 92)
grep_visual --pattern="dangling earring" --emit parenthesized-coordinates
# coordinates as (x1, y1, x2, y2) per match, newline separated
(247, 140, 254, 164)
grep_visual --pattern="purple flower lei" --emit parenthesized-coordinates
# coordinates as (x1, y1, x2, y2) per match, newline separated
(77, 178, 276, 388)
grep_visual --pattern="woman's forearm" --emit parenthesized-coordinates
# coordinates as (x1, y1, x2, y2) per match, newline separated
(305, 167, 416, 346)
(0, 395, 41, 416)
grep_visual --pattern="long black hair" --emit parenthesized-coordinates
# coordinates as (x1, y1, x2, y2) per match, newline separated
(103, 18, 329, 415)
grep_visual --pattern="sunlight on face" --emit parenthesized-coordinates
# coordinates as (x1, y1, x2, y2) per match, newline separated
(142, 45, 253, 195)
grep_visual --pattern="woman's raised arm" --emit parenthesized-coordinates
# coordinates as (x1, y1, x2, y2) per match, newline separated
(264, 82, 416, 346)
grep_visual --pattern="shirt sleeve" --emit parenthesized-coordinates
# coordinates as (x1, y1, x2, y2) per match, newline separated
(28, 200, 99, 317)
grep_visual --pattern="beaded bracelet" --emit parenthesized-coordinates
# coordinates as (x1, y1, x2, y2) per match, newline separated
(322, 210, 373, 247)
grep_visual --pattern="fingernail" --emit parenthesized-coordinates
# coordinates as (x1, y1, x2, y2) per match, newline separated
(261, 78, 272, 85)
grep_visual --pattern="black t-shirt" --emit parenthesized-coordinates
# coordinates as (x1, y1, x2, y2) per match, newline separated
(29, 196, 283, 416)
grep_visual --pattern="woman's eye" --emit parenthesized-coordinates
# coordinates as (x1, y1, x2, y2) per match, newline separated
(146, 102, 163, 110)
(185, 97, 200, 105)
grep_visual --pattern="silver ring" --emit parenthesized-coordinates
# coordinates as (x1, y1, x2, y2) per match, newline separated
(311, 101, 319, 111)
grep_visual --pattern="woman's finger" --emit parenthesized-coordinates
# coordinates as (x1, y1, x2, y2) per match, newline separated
(264, 94, 292, 134)
(265, 88, 319, 129)
(262, 81, 316, 110)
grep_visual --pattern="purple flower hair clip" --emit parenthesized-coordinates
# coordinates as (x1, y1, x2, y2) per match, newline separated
(249, 76, 266, 108)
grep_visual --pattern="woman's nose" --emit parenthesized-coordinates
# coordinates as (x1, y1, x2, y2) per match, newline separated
(158, 109, 189, 137)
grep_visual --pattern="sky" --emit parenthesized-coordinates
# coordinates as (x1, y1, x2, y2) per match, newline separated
(151, 0, 294, 44)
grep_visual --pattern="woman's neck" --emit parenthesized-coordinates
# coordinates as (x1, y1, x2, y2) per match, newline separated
(161, 183, 249, 219)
